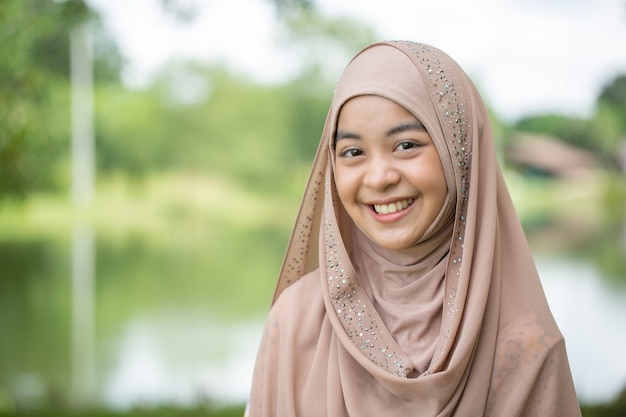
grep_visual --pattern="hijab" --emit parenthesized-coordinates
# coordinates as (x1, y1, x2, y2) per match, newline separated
(248, 41, 581, 416)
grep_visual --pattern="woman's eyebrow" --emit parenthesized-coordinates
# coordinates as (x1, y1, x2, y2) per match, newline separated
(333, 130, 360, 148)
(386, 121, 426, 136)
(335, 130, 360, 142)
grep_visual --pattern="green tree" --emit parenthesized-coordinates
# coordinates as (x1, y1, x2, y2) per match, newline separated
(590, 74, 626, 157)
(597, 74, 626, 123)
(513, 114, 593, 150)
(0, 0, 121, 197)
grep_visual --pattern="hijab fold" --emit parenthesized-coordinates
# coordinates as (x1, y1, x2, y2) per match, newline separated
(249, 41, 581, 416)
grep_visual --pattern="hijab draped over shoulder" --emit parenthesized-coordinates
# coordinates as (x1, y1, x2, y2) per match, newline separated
(248, 41, 581, 416)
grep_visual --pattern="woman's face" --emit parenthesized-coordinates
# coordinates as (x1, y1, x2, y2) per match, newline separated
(334, 95, 448, 251)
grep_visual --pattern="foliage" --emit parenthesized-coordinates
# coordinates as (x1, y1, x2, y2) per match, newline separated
(513, 113, 594, 150)
(581, 388, 626, 417)
(597, 74, 626, 130)
(589, 74, 626, 160)
(0, 0, 122, 197)
(2, 0, 625, 198)
(94, 64, 332, 191)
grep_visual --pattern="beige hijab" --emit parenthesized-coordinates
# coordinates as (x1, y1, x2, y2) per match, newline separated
(248, 41, 581, 416)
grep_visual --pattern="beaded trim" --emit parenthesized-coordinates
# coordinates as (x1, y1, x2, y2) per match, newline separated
(324, 205, 411, 377)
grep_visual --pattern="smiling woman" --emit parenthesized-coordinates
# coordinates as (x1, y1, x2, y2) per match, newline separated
(334, 95, 448, 251)
(246, 41, 582, 416)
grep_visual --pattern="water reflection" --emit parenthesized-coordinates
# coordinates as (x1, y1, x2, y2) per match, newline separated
(71, 221, 95, 407)
(0, 229, 279, 410)
(103, 315, 263, 408)
(537, 256, 626, 405)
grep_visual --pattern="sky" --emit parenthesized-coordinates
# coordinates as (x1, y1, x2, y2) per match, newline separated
(86, 0, 626, 121)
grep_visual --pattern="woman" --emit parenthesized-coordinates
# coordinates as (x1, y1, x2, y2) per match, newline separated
(247, 41, 581, 416)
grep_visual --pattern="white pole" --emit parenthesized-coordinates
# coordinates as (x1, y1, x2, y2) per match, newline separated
(70, 23, 95, 407)
(71, 23, 94, 208)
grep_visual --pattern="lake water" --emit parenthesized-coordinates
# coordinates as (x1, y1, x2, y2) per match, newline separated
(536, 256, 626, 404)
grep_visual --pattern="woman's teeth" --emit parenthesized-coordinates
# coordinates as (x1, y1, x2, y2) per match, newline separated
(373, 199, 414, 214)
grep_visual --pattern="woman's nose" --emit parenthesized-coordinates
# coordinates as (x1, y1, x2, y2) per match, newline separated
(363, 156, 401, 191)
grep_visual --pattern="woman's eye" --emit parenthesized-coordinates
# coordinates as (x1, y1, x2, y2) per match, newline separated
(395, 141, 419, 151)
(340, 148, 363, 158)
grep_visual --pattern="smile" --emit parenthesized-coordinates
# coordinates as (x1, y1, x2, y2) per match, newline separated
(372, 198, 414, 215)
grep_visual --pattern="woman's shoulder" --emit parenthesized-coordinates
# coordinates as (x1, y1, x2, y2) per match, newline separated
(494, 309, 566, 370)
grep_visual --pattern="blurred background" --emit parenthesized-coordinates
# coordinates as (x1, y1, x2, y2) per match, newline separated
(1, 0, 625, 416)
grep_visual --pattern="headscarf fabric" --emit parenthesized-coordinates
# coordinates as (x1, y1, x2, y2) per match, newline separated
(248, 41, 581, 416)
